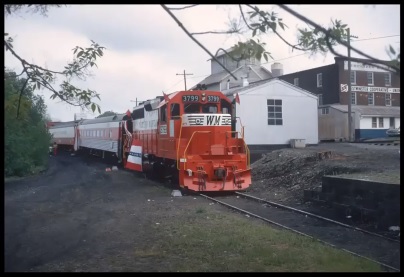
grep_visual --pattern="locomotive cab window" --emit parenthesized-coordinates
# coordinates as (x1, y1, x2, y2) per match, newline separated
(202, 104, 218, 113)
(184, 103, 200, 114)
(160, 104, 167, 122)
(171, 103, 180, 119)
(221, 99, 231, 114)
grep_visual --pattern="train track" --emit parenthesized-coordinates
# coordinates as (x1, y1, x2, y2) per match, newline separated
(235, 192, 400, 243)
(199, 192, 400, 272)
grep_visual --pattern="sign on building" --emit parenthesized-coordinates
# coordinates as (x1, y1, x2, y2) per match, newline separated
(340, 84, 400, 93)
(343, 61, 392, 73)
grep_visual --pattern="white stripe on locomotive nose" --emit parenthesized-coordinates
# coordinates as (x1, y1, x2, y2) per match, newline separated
(182, 114, 231, 127)
(127, 145, 142, 165)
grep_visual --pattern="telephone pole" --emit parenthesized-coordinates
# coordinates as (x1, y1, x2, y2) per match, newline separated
(176, 70, 193, 91)
(130, 98, 145, 106)
(347, 28, 358, 142)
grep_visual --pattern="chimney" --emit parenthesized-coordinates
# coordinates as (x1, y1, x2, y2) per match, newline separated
(271, 62, 284, 77)
(227, 79, 230, 90)
(242, 77, 249, 87)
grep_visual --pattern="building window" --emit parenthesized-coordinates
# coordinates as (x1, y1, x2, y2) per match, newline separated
(378, 117, 384, 128)
(318, 94, 323, 106)
(350, 71, 356, 84)
(321, 107, 329, 115)
(368, 93, 374, 105)
(390, 117, 395, 128)
(367, 72, 374, 85)
(317, 73, 322, 88)
(385, 73, 391, 86)
(372, 117, 377, 128)
(385, 93, 391, 106)
(351, 92, 356, 105)
(267, 99, 283, 125)
(294, 78, 299, 86)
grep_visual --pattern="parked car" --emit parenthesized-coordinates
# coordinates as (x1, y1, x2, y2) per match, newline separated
(386, 126, 400, 137)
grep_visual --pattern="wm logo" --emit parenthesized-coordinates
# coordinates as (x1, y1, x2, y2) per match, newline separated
(207, 115, 221, 125)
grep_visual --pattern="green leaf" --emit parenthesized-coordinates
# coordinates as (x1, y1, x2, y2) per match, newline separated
(389, 45, 396, 55)
(77, 51, 84, 58)
(91, 103, 96, 112)
(252, 28, 257, 37)
(97, 105, 101, 114)
(250, 11, 258, 18)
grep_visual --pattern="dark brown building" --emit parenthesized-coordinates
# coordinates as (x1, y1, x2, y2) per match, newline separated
(278, 57, 400, 141)
(278, 57, 400, 107)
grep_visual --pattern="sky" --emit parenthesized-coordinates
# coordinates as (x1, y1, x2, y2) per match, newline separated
(4, 4, 400, 121)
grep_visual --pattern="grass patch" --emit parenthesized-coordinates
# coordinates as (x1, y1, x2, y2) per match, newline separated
(4, 165, 47, 183)
(155, 207, 382, 272)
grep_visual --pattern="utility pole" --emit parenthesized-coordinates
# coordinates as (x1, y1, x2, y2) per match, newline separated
(130, 98, 138, 106)
(176, 70, 193, 91)
(347, 28, 358, 142)
(130, 98, 145, 106)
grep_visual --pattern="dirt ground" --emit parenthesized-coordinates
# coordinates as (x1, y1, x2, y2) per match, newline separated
(248, 142, 400, 203)
(4, 142, 400, 272)
(246, 142, 400, 236)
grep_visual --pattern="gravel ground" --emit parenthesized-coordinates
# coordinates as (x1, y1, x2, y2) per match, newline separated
(247, 142, 400, 203)
(4, 152, 206, 272)
(245, 142, 400, 236)
(4, 142, 400, 272)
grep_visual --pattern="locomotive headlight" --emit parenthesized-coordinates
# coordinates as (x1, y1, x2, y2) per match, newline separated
(201, 92, 206, 101)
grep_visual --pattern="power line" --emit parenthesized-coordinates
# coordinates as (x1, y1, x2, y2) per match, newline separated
(261, 52, 308, 65)
(277, 4, 400, 74)
(163, 78, 183, 93)
(352, 35, 400, 42)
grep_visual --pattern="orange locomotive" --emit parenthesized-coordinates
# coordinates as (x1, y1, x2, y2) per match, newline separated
(124, 90, 251, 191)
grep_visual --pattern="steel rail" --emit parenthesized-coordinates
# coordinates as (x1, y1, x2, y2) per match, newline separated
(199, 193, 399, 272)
(235, 192, 400, 243)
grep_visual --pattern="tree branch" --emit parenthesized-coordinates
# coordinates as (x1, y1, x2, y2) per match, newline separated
(161, 4, 238, 80)
(215, 48, 242, 63)
(16, 76, 30, 119)
(167, 4, 198, 10)
(324, 33, 398, 74)
(5, 40, 66, 75)
(277, 4, 400, 74)
(245, 4, 305, 51)
(239, 5, 254, 30)
(191, 30, 240, 36)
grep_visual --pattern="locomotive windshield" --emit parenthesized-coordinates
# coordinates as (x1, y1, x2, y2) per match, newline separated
(184, 103, 218, 114)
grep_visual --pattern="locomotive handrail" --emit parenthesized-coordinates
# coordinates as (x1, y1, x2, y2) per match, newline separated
(182, 131, 212, 170)
(234, 117, 245, 139)
(225, 131, 251, 169)
(176, 116, 184, 170)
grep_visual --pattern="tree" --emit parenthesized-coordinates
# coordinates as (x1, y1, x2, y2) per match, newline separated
(4, 4, 106, 118)
(161, 4, 400, 79)
(5, 68, 52, 177)
(96, 111, 117, 118)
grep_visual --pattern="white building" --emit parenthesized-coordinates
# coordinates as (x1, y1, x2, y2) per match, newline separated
(318, 105, 400, 141)
(224, 78, 319, 150)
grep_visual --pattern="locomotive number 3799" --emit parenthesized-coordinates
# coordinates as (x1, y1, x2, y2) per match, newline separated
(182, 95, 220, 102)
